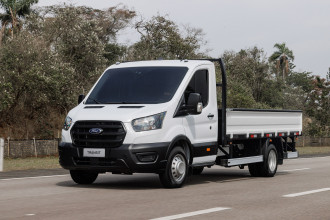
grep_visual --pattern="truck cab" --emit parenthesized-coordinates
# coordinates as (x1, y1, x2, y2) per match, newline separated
(59, 59, 301, 188)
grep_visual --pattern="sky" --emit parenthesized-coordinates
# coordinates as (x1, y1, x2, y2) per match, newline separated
(37, 0, 330, 78)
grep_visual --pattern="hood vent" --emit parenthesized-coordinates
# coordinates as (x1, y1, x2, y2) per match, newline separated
(118, 106, 144, 109)
(84, 106, 104, 109)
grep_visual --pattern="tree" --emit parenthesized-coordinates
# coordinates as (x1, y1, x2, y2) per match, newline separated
(0, 0, 38, 45)
(0, 4, 135, 138)
(104, 43, 127, 65)
(0, 31, 75, 138)
(222, 47, 273, 108)
(26, 4, 135, 95)
(304, 75, 330, 136)
(128, 15, 206, 60)
(269, 43, 294, 79)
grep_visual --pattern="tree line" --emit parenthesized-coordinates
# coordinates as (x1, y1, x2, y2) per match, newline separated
(0, 1, 329, 139)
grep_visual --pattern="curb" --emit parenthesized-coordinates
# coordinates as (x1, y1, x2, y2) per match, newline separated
(0, 168, 68, 180)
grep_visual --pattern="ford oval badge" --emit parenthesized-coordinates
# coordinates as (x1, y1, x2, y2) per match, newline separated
(89, 128, 103, 135)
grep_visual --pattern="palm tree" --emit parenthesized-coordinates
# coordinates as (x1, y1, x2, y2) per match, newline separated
(269, 43, 294, 79)
(0, 0, 38, 45)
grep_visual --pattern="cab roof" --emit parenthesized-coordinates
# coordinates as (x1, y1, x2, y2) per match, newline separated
(107, 60, 213, 70)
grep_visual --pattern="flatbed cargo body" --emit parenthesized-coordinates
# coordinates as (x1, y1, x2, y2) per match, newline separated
(225, 108, 302, 140)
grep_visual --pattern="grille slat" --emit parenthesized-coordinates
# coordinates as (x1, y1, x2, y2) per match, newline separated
(71, 121, 126, 148)
(74, 139, 123, 143)
(73, 124, 122, 129)
(72, 131, 126, 136)
(73, 157, 115, 166)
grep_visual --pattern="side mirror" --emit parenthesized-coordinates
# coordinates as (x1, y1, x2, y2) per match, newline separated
(187, 93, 203, 115)
(78, 94, 85, 104)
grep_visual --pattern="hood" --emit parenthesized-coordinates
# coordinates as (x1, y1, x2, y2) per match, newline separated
(68, 103, 169, 123)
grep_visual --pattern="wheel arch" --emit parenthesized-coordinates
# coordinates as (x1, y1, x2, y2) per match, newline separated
(166, 135, 193, 165)
(271, 137, 284, 164)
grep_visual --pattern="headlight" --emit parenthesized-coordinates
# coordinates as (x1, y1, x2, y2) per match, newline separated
(132, 112, 166, 132)
(63, 116, 72, 131)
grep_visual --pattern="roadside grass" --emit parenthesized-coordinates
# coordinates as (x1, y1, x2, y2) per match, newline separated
(2, 146, 330, 171)
(4, 156, 61, 172)
(296, 146, 330, 156)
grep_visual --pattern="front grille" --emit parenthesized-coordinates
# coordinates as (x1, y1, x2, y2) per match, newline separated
(71, 121, 126, 148)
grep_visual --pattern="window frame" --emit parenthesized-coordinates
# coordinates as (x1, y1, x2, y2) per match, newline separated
(184, 69, 209, 108)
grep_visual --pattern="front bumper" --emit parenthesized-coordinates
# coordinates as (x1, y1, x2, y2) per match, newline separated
(58, 142, 169, 174)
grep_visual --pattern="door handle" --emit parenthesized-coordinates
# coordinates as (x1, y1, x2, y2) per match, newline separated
(207, 114, 214, 119)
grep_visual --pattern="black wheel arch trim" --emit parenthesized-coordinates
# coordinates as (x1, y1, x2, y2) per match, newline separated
(166, 135, 193, 165)
(263, 138, 278, 159)
(165, 136, 218, 165)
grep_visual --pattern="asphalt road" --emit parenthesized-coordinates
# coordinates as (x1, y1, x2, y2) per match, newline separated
(0, 156, 329, 220)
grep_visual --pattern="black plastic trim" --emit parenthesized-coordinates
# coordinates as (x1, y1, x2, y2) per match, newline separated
(59, 142, 169, 173)
(192, 142, 217, 157)
(166, 135, 192, 162)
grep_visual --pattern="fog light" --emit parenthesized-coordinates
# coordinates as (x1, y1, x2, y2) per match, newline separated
(136, 152, 157, 162)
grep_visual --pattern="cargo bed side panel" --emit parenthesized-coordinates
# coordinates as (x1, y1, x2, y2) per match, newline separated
(226, 109, 302, 138)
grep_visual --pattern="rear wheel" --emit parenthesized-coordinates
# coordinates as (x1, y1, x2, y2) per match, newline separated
(70, 170, 98, 184)
(159, 147, 188, 188)
(248, 163, 261, 177)
(261, 144, 278, 177)
(248, 144, 278, 177)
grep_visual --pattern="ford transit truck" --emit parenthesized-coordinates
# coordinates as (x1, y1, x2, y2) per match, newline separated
(59, 59, 302, 188)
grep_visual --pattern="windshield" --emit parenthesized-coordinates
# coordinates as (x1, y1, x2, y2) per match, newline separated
(86, 66, 188, 104)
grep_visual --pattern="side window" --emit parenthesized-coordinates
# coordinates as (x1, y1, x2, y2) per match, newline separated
(184, 69, 209, 107)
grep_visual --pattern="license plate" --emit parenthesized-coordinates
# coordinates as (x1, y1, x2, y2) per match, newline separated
(83, 148, 105, 158)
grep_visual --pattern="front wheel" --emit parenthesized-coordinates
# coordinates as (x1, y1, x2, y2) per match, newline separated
(159, 147, 188, 188)
(70, 170, 98, 184)
(192, 167, 204, 175)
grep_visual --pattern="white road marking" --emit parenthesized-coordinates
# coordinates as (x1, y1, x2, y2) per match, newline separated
(25, 214, 35, 216)
(281, 168, 310, 172)
(283, 188, 330, 198)
(149, 207, 231, 220)
(0, 174, 69, 181)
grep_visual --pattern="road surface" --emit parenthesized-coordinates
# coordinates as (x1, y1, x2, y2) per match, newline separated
(0, 156, 329, 219)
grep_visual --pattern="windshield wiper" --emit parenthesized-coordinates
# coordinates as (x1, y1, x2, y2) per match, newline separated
(86, 97, 102, 104)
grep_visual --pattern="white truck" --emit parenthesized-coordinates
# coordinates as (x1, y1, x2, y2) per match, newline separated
(59, 59, 302, 188)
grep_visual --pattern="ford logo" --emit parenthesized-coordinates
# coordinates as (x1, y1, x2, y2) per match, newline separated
(89, 128, 103, 135)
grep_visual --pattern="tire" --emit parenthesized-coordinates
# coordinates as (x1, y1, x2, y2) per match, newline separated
(248, 144, 278, 177)
(192, 167, 204, 175)
(248, 163, 261, 177)
(159, 147, 188, 188)
(261, 144, 278, 177)
(70, 170, 98, 184)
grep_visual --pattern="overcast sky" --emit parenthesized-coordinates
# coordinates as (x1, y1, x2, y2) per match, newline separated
(38, 0, 330, 78)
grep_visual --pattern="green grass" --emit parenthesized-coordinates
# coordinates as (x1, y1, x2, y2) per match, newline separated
(3, 156, 61, 172)
(296, 146, 330, 156)
(2, 146, 330, 171)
